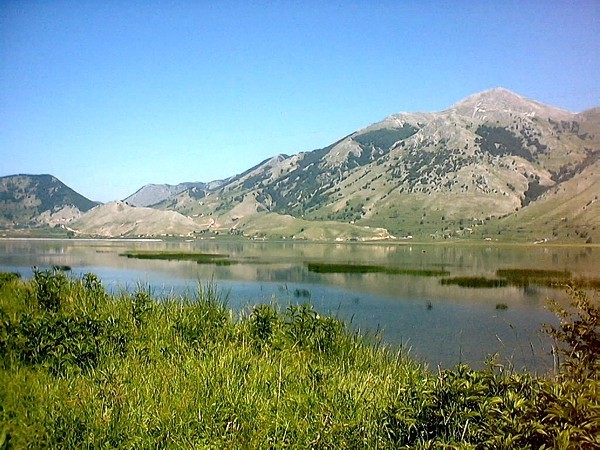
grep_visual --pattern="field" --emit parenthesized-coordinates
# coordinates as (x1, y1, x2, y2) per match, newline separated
(0, 270, 598, 448)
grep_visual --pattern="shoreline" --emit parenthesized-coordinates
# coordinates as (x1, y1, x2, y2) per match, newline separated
(0, 235, 598, 248)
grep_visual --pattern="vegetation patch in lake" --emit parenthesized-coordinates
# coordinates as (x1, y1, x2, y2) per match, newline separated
(572, 277, 600, 289)
(496, 268, 572, 287)
(440, 277, 509, 288)
(121, 251, 236, 265)
(293, 288, 311, 298)
(306, 262, 449, 277)
(440, 269, 599, 290)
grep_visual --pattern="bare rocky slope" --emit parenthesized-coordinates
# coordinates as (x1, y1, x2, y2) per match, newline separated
(123, 182, 212, 207)
(70, 201, 202, 238)
(153, 88, 599, 242)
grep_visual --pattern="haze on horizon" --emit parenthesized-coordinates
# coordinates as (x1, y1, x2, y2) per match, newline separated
(1, 0, 598, 202)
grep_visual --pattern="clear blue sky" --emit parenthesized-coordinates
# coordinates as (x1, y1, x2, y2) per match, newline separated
(1, 1, 598, 202)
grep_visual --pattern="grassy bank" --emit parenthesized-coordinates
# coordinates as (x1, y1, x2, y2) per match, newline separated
(0, 271, 598, 448)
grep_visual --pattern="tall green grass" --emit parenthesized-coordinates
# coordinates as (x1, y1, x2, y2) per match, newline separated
(0, 270, 598, 448)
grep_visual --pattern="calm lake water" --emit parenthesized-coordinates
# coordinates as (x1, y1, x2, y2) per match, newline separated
(1, 238, 598, 372)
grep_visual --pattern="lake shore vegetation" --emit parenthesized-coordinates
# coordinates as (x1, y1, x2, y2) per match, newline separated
(0, 270, 598, 448)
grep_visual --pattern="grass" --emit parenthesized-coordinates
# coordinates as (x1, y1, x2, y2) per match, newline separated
(0, 271, 598, 448)
(306, 262, 450, 277)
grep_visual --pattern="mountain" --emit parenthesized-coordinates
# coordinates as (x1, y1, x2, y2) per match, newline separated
(123, 182, 210, 207)
(156, 88, 599, 243)
(0, 174, 99, 228)
(70, 201, 201, 238)
(3, 89, 598, 242)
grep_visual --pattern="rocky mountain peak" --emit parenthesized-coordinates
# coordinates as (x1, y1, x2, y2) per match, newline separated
(450, 87, 573, 121)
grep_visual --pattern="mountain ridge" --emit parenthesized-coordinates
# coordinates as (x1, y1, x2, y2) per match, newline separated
(2, 88, 598, 242)
(153, 87, 598, 242)
(123, 182, 208, 207)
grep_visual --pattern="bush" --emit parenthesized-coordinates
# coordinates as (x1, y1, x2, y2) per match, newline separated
(283, 304, 343, 353)
(248, 304, 279, 345)
(33, 268, 66, 312)
(2, 313, 127, 375)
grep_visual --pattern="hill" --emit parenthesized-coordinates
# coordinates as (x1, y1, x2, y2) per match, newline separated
(0, 174, 98, 229)
(70, 201, 201, 238)
(156, 88, 599, 242)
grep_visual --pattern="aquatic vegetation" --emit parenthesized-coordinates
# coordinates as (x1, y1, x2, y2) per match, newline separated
(122, 250, 235, 264)
(293, 288, 311, 298)
(496, 268, 572, 287)
(0, 272, 597, 448)
(306, 262, 449, 276)
(441, 269, 599, 290)
(441, 276, 509, 288)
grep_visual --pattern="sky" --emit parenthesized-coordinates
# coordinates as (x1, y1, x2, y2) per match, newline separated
(1, 1, 598, 202)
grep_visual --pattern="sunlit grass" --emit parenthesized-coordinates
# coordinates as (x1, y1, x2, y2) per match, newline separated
(0, 270, 597, 448)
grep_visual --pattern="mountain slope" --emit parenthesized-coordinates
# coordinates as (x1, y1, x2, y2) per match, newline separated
(476, 158, 600, 242)
(0, 174, 98, 228)
(158, 88, 599, 242)
(123, 182, 210, 207)
(70, 201, 201, 237)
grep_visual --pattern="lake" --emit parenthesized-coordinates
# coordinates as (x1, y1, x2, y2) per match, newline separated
(1, 238, 597, 372)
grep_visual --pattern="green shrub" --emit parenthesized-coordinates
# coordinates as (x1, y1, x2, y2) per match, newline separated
(131, 286, 153, 328)
(283, 304, 343, 353)
(32, 268, 66, 312)
(1, 312, 127, 376)
(248, 304, 279, 345)
(82, 272, 104, 297)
